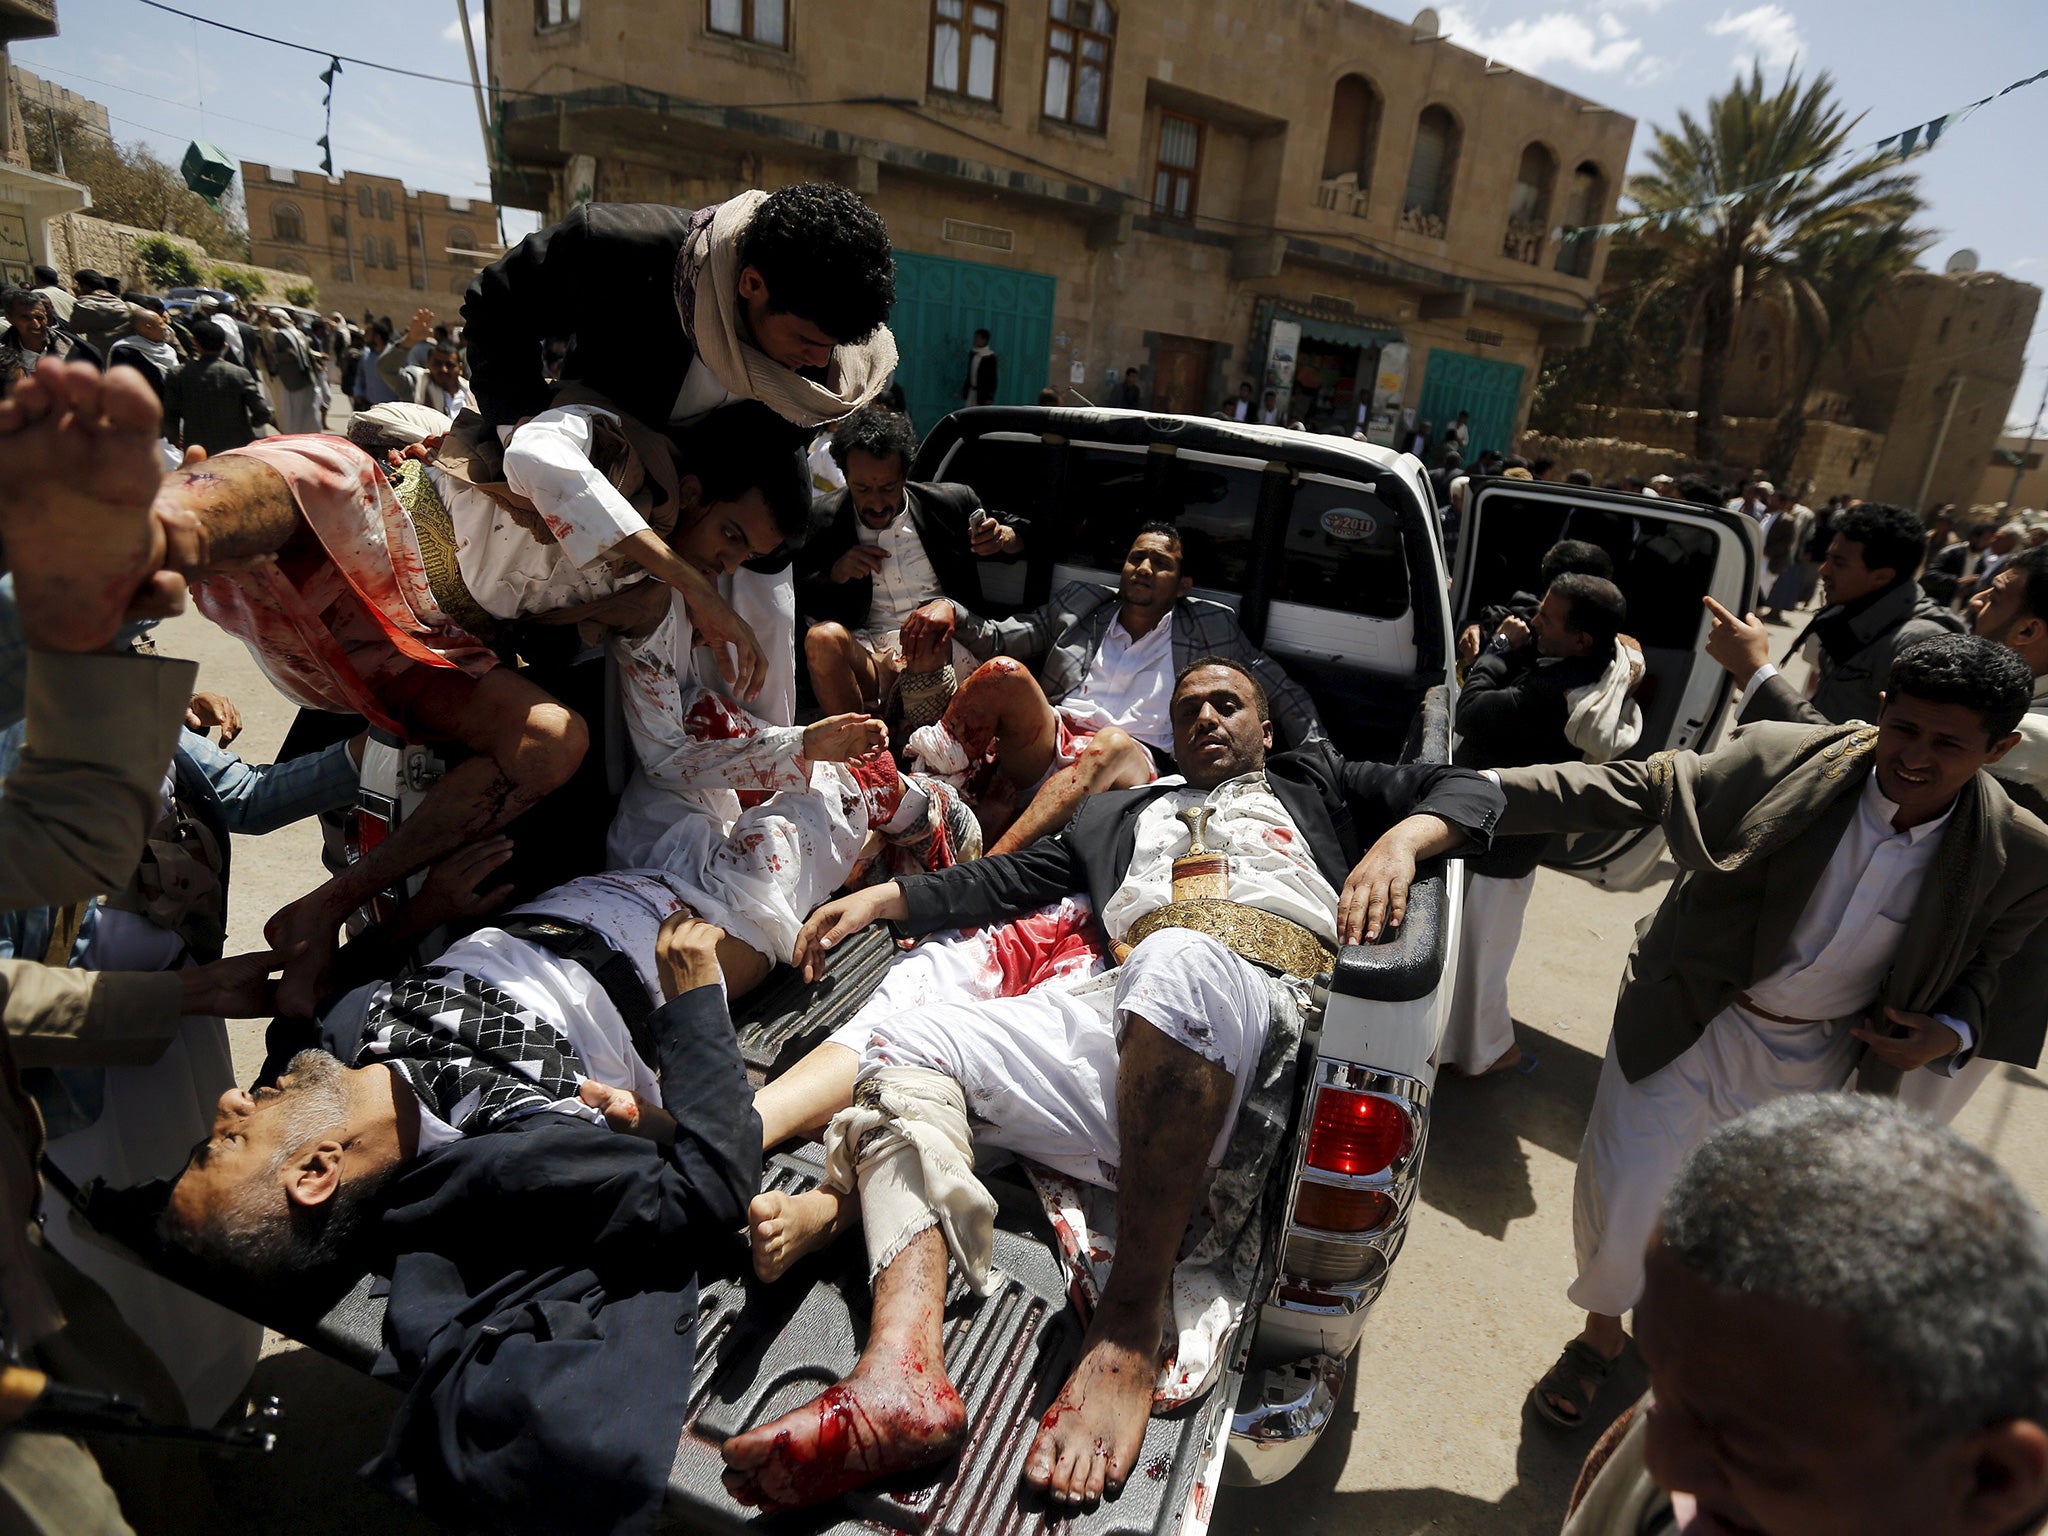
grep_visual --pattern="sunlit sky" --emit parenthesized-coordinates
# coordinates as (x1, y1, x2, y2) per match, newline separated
(15, 0, 2047, 434)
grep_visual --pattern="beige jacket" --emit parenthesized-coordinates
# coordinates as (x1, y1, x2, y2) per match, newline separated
(1496, 720, 2048, 1083)
(0, 649, 195, 1352)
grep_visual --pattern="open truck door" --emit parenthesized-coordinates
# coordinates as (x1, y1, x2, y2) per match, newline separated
(1451, 479, 1760, 891)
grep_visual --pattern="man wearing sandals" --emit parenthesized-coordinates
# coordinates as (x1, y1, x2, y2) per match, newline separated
(1492, 636, 2048, 1430)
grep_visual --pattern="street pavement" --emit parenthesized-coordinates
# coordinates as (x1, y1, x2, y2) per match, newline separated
(141, 606, 2046, 1536)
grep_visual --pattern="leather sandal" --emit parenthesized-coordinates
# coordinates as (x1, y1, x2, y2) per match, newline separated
(1528, 1337, 1619, 1430)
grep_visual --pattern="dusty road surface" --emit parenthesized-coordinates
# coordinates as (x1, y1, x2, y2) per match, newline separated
(137, 608, 2045, 1536)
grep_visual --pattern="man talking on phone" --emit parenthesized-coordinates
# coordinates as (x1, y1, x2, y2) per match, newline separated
(798, 405, 1026, 717)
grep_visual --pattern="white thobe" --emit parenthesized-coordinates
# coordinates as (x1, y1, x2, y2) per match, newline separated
(1570, 774, 1959, 1316)
(448, 405, 653, 620)
(1440, 869, 1537, 1074)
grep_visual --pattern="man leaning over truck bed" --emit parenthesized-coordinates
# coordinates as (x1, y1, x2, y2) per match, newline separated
(720, 657, 1501, 1510)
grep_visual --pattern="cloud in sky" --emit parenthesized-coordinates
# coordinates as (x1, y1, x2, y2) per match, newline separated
(1706, 4, 1805, 70)
(1436, 5, 1651, 76)
(442, 9, 484, 46)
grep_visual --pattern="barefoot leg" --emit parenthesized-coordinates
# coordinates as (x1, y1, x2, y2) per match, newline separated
(755, 1042, 858, 1149)
(987, 727, 1152, 855)
(749, 1185, 856, 1282)
(268, 667, 589, 1015)
(1025, 1013, 1238, 1505)
(721, 1226, 965, 1508)
(940, 658, 1060, 787)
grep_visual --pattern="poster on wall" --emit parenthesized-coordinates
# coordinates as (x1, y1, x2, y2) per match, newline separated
(1373, 341, 1410, 414)
(0, 212, 31, 291)
(1264, 318, 1301, 424)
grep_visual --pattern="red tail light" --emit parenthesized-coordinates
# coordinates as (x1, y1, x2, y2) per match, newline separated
(1305, 1088, 1413, 1177)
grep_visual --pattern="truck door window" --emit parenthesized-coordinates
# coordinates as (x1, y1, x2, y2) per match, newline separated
(1275, 479, 1410, 620)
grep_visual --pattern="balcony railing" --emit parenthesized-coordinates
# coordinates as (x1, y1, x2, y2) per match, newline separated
(1315, 176, 1370, 220)
(1502, 215, 1546, 265)
(1398, 204, 1447, 240)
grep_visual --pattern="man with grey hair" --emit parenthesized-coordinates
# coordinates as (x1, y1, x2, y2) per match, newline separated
(1562, 1093, 2048, 1536)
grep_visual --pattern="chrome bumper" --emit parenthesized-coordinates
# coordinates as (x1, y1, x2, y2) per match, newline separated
(1222, 1353, 1345, 1486)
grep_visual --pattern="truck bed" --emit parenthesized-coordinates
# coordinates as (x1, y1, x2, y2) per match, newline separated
(115, 926, 1235, 1535)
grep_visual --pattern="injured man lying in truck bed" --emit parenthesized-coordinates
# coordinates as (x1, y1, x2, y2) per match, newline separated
(722, 659, 1501, 1509)
(138, 879, 761, 1536)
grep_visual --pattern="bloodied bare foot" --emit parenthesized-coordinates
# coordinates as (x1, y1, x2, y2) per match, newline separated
(1023, 1299, 1163, 1505)
(720, 1351, 966, 1509)
(749, 1186, 854, 1283)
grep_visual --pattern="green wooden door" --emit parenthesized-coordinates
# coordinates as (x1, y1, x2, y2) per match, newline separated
(1414, 348, 1526, 458)
(890, 250, 1055, 435)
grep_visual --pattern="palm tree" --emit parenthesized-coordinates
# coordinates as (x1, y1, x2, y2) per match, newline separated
(1626, 66, 1923, 466)
(1758, 219, 1934, 482)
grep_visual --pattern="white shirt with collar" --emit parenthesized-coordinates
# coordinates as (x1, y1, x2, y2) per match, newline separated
(1743, 772, 1970, 1069)
(1100, 770, 1341, 946)
(854, 498, 947, 635)
(1061, 610, 1176, 752)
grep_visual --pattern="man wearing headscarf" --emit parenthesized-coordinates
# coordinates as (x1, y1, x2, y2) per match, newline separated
(462, 182, 899, 436)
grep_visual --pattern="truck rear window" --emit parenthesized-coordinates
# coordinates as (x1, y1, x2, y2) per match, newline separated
(1272, 478, 1411, 620)
(942, 437, 1413, 625)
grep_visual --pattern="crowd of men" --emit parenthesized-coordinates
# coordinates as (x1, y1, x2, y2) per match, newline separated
(0, 177, 2046, 1536)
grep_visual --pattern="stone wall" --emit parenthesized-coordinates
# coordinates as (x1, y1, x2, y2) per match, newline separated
(1520, 414, 1884, 500)
(44, 213, 310, 303)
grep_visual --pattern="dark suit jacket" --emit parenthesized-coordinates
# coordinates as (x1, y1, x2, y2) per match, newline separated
(1753, 580, 1962, 728)
(463, 202, 700, 429)
(796, 481, 1026, 630)
(342, 983, 762, 1536)
(894, 740, 1502, 939)
(163, 355, 273, 457)
(964, 350, 998, 405)
(1455, 646, 1604, 878)
(1496, 722, 2048, 1079)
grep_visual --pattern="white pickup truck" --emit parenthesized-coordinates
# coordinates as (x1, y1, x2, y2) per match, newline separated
(172, 404, 1758, 1535)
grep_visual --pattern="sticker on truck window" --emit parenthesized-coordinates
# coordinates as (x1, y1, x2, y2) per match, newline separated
(1319, 508, 1379, 542)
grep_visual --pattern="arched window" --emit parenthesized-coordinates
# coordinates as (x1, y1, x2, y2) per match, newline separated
(376, 187, 394, 221)
(357, 184, 374, 218)
(271, 202, 305, 243)
(381, 237, 397, 269)
(1321, 75, 1381, 188)
(446, 224, 477, 256)
(1503, 143, 1555, 264)
(1554, 160, 1607, 277)
(1401, 105, 1459, 237)
(1044, 0, 1113, 130)
(360, 234, 376, 271)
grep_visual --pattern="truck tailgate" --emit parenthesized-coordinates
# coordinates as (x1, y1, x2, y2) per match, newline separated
(666, 1145, 1236, 1536)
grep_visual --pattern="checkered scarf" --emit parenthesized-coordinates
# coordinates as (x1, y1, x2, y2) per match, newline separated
(356, 972, 591, 1135)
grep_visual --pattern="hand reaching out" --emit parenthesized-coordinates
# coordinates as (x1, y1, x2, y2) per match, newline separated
(791, 884, 907, 982)
(404, 308, 436, 348)
(184, 692, 244, 745)
(403, 836, 517, 936)
(683, 585, 767, 702)
(803, 712, 888, 762)
(1702, 595, 1771, 686)
(898, 601, 956, 674)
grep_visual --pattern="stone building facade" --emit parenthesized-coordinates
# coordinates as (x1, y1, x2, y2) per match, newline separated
(241, 162, 501, 327)
(1674, 264, 2040, 508)
(482, 0, 1633, 452)
(10, 63, 108, 140)
(0, 3, 90, 290)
